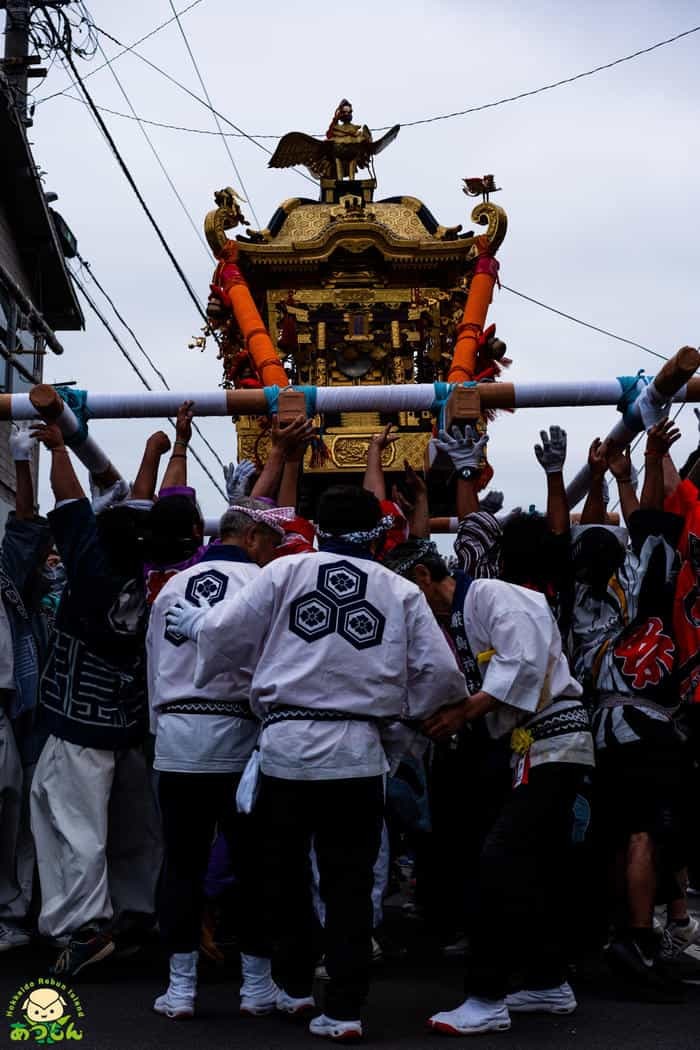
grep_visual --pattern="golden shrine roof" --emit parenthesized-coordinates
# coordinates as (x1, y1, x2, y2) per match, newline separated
(234, 191, 506, 269)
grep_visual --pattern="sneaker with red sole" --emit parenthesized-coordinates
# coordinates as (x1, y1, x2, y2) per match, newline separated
(309, 1014, 363, 1041)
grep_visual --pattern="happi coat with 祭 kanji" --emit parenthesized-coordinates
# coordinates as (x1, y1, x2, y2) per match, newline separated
(571, 510, 683, 750)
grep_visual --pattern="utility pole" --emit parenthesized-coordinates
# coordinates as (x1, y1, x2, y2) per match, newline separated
(1, 0, 48, 125)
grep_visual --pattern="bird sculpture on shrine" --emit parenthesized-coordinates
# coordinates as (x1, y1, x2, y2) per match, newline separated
(269, 99, 400, 181)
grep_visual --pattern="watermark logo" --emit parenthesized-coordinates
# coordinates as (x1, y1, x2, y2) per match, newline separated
(6, 979, 84, 1044)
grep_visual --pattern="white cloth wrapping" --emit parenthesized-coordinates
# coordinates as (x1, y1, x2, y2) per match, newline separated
(147, 556, 260, 774)
(191, 552, 466, 781)
(30, 737, 162, 938)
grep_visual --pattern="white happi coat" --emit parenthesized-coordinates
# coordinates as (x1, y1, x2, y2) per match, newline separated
(147, 549, 259, 773)
(462, 579, 594, 769)
(192, 551, 467, 780)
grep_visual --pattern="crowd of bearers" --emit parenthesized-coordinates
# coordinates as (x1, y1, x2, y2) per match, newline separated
(1, 397, 700, 1042)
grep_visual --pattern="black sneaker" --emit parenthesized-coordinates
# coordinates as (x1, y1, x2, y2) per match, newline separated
(606, 936, 657, 982)
(50, 929, 115, 978)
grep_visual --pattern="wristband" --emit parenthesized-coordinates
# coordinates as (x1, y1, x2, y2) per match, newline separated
(170, 453, 187, 460)
(174, 440, 189, 449)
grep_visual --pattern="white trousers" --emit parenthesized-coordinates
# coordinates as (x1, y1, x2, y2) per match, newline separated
(0, 710, 33, 924)
(30, 735, 163, 939)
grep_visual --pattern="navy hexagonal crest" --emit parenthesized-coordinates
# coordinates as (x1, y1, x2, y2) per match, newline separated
(338, 601, 385, 650)
(185, 569, 229, 607)
(288, 562, 385, 650)
(165, 569, 229, 646)
(318, 560, 367, 606)
(289, 591, 338, 643)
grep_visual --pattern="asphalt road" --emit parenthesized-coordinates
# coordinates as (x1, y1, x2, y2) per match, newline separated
(2, 941, 700, 1050)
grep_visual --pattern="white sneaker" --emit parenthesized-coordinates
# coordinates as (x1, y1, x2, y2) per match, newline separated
(153, 950, 198, 1020)
(506, 982, 577, 1014)
(661, 917, 700, 959)
(0, 924, 31, 952)
(153, 990, 195, 1020)
(239, 954, 279, 1016)
(309, 1014, 363, 1041)
(428, 997, 511, 1035)
(276, 989, 316, 1016)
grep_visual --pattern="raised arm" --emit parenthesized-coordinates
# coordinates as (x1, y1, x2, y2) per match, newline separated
(606, 444, 640, 527)
(251, 415, 313, 503)
(9, 424, 36, 520)
(132, 430, 171, 500)
(534, 425, 569, 535)
(392, 462, 430, 539)
(641, 419, 681, 511)
(580, 438, 608, 525)
(363, 424, 398, 502)
(31, 423, 85, 503)
(159, 400, 194, 492)
(434, 424, 488, 520)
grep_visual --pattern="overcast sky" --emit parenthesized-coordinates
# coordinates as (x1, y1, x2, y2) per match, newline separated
(12, 0, 700, 525)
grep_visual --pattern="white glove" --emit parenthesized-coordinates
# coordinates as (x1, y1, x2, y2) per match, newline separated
(434, 424, 489, 472)
(534, 426, 567, 474)
(694, 407, 700, 448)
(224, 459, 257, 502)
(479, 490, 504, 514)
(9, 423, 36, 462)
(90, 478, 130, 515)
(165, 596, 211, 642)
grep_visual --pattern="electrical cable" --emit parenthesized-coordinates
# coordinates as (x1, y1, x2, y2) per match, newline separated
(166, 0, 260, 227)
(35, 0, 205, 104)
(501, 285, 667, 362)
(38, 4, 209, 324)
(75, 253, 226, 472)
(88, 18, 211, 257)
(45, 23, 700, 139)
(88, 23, 318, 186)
(69, 263, 227, 500)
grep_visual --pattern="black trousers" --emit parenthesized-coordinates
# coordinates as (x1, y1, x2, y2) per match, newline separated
(158, 770, 269, 956)
(257, 773, 384, 1020)
(466, 763, 585, 1000)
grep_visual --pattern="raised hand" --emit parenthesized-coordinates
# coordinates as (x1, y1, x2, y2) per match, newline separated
(534, 425, 567, 474)
(646, 417, 681, 457)
(435, 424, 488, 473)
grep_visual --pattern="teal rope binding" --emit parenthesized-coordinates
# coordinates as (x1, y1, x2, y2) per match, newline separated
(291, 385, 318, 417)
(54, 386, 89, 447)
(431, 381, 478, 430)
(263, 385, 281, 414)
(616, 370, 650, 428)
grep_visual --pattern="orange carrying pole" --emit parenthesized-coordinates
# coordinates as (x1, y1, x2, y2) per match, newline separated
(447, 235, 500, 383)
(214, 243, 290, 389)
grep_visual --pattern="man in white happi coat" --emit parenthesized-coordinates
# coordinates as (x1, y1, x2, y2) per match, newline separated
(147, 498, 295, 1020)
(383, 539, 594, 1037)
(166, 485, 466, 1042)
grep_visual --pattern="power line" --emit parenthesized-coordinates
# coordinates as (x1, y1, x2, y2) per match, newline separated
(76, 254, 226, 473)
(501, 285, 667, 362)
(88, 23, 318, 187)
(379, 24, 700, 130)
(88, 19, 211, 257)
(38, 6, 209, 324)
(166, 0, 260, 228)
(69, 263, 227, 501)
(35, 0, 205, 105)
(46, 23, 700, 139)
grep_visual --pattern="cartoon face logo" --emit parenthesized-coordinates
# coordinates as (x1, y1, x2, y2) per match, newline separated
(22, 988, 67, 1024)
